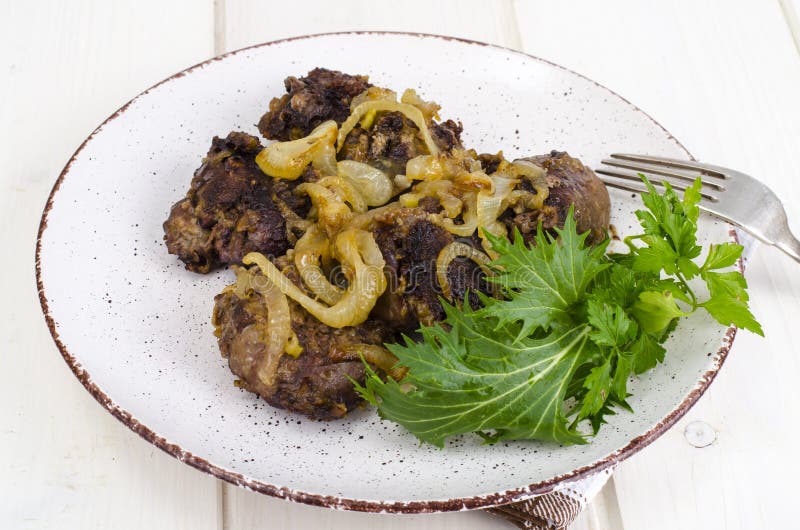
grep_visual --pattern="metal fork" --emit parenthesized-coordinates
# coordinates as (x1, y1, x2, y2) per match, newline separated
(595, 153, 800, 263)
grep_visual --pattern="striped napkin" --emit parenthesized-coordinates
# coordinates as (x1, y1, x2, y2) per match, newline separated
(486, 467, 614, 529)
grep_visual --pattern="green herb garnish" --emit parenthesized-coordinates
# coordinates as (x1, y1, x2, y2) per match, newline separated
(355, 176, 762, 446)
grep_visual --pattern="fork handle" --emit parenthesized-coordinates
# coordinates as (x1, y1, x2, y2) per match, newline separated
(774, 230, 800, 264)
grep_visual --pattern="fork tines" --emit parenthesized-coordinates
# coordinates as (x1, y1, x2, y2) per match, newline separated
(595, 153, 724, 202)
(595, 154, 800, 263)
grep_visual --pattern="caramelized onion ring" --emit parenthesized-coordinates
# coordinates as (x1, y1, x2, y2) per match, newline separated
(337, 160, 394, 207)
(293, 225, 343, 305)
(476, 175, 518, 250)
(295, 182, 354, 236)
(243, 229, 387, 328)
(435, 242, 494, 301)
(399, 180, 463, 218)
(430, 192, 478, 237)
(317, 176, 367, 213)
(255, 120, 338, 180)
(337, 100, 439, 156)
(231, 270, 294, 388)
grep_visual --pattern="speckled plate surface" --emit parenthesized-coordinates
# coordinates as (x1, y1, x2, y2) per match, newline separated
(36, 32, 737, 513)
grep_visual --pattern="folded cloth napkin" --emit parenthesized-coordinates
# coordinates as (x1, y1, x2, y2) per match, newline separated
(485, 466, 614, 529)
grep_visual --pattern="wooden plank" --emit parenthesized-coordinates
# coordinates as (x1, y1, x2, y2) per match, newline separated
(218, 1, 622, 528)
(223, 489, 514, 530)
(513, 0, 800, 224)
(223, 479, 617, 529)
(512, 1, 800, 528)
(779, 0, 800, 55)
(0, 2, 222, 529)
(220, 0, 522, 51)
(572, 476, 625, 530)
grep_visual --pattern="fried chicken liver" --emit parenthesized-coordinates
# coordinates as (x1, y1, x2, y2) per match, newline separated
(163, 132, 311, 272)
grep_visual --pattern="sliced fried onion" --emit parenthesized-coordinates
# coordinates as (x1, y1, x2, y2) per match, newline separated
(400, 88, 441, 123)
(295, 181, 354, 236)
(284, 332, 303, 358)
(453, 170, 494, 192)
(405, 150, 484, 182)
(405, 154, 445, 181)
(337, 160, 394, 207)
(399, 180, 463, 218)
(293, 225, 343, 305)
(344, 202, 402, 231)
(230, 268, 296, 388)
(243, 228, 387, 328)
(332, 343, 407, 381)
(499, 159, 549, 208)
(476, 175, 518, 244)
(430, 191, 478, 237)
(350, 86, 397, 109)
(399, 152, 548, 249)
(337, 100, 439, 156)
(349, 87, 398, 130)
(435, 242, 494, 301)
(256, 120, 338, 180)
(317, 176, 367, 213)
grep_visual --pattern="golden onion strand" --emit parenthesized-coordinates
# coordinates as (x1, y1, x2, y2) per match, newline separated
(255, 120, 338, 180)
(332, 343, 407, 381)
(337, 100, 440, 156)
(435, 242, 494, 301)
(243, 228, 386, 328)
(293, 225, 343, 305)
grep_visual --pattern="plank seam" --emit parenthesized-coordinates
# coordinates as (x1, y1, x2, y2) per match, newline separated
(506, 0, 524, 51)
(220, 480, 230, 530)
(214, 0, 227, 56)
(778, 0, 800, 56)
(214, 1, 228, 522)
(600, 475, 626, 530)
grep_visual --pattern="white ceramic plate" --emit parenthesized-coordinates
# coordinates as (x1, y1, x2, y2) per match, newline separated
(36, 32, 737, 512)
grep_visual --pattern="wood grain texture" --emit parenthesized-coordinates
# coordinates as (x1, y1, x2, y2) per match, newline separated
(0, 2, 221, 529)
(780, 0, 800, 54)
(6, 0, 798, 529)
(223, 489, 515, 530)
(221, 0, 522, 50)
(512, 0, 800, 528)
(513, 0, 800, 229)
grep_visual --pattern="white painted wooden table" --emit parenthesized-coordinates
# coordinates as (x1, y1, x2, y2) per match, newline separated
(3, 1, 799, 528)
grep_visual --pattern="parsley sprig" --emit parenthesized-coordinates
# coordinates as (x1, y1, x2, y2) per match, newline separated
(355, 176, 762, 446)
